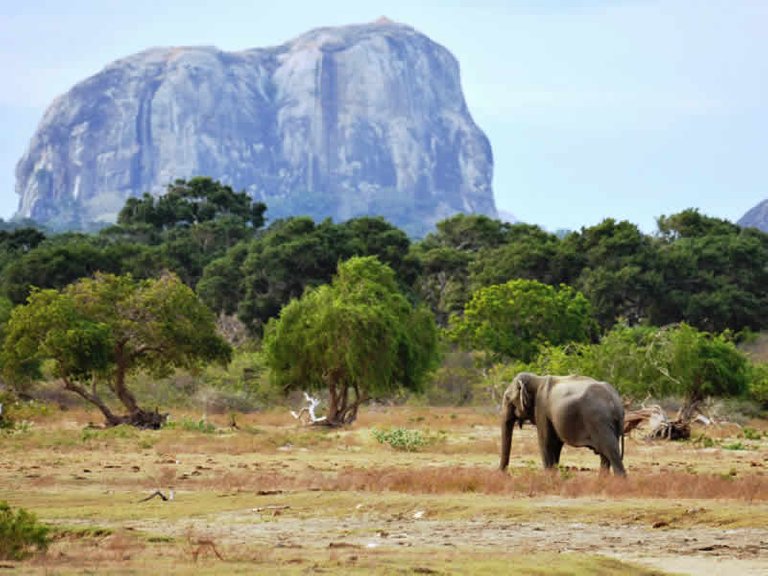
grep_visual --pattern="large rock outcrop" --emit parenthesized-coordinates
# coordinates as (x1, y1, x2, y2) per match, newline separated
(15, 19, 496, 234)
(738, 199, 768, 233)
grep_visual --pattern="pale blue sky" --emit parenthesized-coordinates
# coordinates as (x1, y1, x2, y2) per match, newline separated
(1, 0, 766, 232)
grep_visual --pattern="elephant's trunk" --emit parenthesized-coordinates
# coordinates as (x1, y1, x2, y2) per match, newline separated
(500, 405, 515, 471)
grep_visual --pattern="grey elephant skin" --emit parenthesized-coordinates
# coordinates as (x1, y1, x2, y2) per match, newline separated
(500, 372, 626, 476)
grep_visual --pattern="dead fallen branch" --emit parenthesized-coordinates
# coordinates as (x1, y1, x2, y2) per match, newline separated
(623, 401, 707, 441)
(138, 489, 174, 503)
(290, 392, 327, 426)
(252, 505, 291, 513)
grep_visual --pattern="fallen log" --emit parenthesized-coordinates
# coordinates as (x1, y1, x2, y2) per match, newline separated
(623, 403, 695, 440)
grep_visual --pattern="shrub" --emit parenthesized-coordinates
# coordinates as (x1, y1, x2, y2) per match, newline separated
(748, 363, 768, 408)
(372, 427, 427, 452)
(164, 418, 217, 434)
(0, 501, 51, 560)
(0, 391, 15, 430)
(498, 324, 752, 403)
(0, 391, 47, 432)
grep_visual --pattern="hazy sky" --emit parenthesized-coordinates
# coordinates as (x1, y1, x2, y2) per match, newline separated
(1, 0, 766, 232)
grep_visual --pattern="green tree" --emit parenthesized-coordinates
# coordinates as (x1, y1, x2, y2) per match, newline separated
(450, 279, 594, 363)
(1, 273, 231, 428)
(1, 233, 111, 305)
(0, 227, 46, 273)
(263, 257, 439, 426)
(421, 213, 511, 252)
(216, 216, 416, 334)
(469, 223, 560, 289)
(197, 242, 251, 316)
(527, 324, 749, 403)
(651, 211, 768, 332)
(413, 246, 471, 327)
(117, 176, 266, 230)
(111, 177, 267, 286)
(412, 214, 511, 326)
(556, 219, 661, 329)
(647, 323, 749, 402)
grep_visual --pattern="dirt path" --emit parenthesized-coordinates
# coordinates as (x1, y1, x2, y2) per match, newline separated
(115, 507, 768, 575)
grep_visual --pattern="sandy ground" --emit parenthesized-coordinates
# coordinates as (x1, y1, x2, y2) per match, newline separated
(108, 501, 768, 575)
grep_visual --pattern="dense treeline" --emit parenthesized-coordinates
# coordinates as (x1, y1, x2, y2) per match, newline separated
(1, 177, 767, 336)
(0, 177, 767, 423)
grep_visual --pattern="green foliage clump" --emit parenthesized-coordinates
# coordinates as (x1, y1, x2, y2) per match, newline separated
(0, 501, 51, 560)
(264, 256, 439, 426)
(721, 441, 749, 451)
(199, 348, 281, 410)
(372, 427, 427, 452)
(450, 279, 594, 363)
(512, 323, 750, 403)
(164, 418, 217, 434)
(208, 215, 415, 334)
(80, 424, 139, 443)
(741, 427, 763, 441)
(0, 391, 17, 430)
(747, 363, 768, 408)
(0, 392, 49, 433)
(1, 272, 231, 428)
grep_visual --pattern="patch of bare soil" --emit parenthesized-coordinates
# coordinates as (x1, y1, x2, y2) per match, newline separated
(116, 502, 768, 575)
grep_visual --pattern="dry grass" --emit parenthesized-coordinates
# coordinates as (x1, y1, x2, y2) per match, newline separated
(151, 463, 767, 504)
(2, 405, 766, 574)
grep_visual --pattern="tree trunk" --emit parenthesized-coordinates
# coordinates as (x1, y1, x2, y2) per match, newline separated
(108, 347, 168, 429)
(323, 377, 364, 427)
(61, 378, 123, 426)
(326, 378, 340, 426)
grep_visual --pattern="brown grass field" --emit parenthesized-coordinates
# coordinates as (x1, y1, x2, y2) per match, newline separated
(0, 405, 766, 574)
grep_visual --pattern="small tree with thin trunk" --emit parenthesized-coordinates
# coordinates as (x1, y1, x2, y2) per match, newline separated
(263, 256, 439, 426)
(1, 272, 231, 428)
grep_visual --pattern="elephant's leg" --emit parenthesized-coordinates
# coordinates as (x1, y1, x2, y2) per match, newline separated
(589, 421, 627, 477)
(601, 441, 626, 477)
(538, 420, 564, 469)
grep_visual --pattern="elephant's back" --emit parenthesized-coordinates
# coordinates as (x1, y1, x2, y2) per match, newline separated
(550, 380, 623, 417)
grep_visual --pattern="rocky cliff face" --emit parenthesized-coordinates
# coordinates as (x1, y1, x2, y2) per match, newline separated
(15, 20, 496, 234)
(738, 200, 768, 233)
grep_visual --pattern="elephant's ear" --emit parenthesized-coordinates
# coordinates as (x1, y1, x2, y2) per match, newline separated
(519, 378, 530, 413)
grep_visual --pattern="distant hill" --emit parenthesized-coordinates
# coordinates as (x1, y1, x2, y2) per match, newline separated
(15, 20, 496, 236)
(738, 199, 768, 232)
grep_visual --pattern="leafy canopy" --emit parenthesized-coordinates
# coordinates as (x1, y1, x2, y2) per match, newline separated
(450, 279, 594, 363)
(263, 256, 438, 425)
(524, 323, 749, 402)
(1, 273, 231, 426)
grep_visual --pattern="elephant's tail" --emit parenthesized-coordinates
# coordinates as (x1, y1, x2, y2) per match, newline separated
(620, 432, 625, 459)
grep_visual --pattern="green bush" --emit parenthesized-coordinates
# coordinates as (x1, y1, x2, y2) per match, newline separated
(372, 427, 427, 452)
(498, 324, 752, 403)
(0, 390, 18, 430)
(164, 418, 217, 434)
(748, 363, 768, 408)
(722, 441, 749, 451)
(0, 501, 51, 560)
(741, 427, 763, 441)
(0, 391, 47, 432)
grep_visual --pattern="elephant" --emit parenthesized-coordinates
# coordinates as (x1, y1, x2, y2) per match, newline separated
(499, 372, 626, 476)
